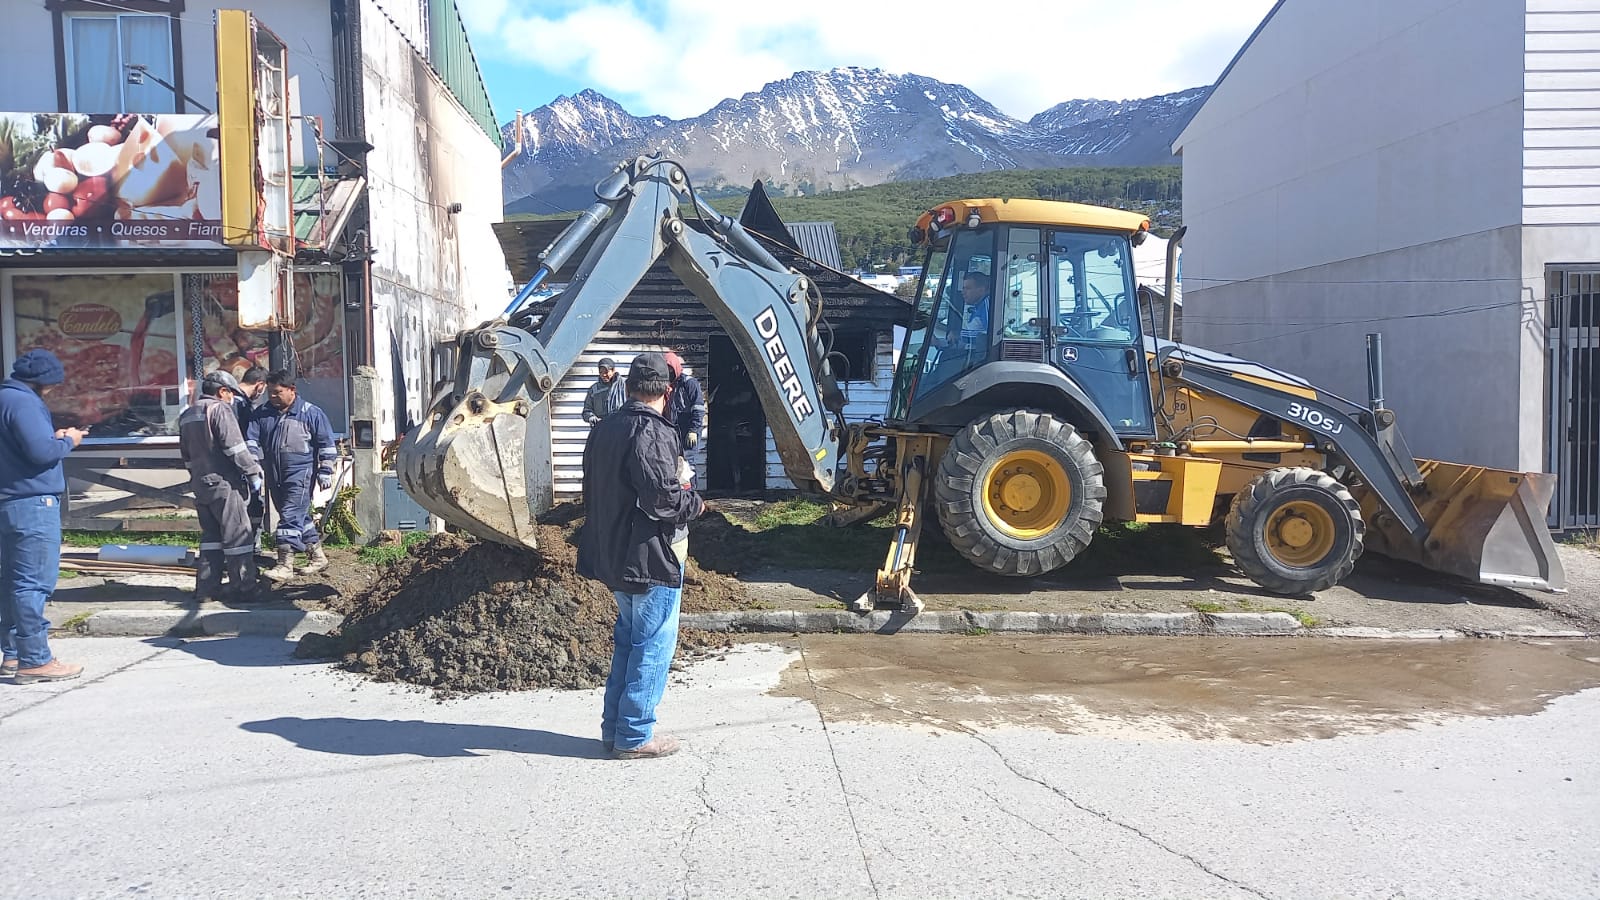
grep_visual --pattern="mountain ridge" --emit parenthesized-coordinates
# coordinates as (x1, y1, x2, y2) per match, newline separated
(502, 69, 1207, 213)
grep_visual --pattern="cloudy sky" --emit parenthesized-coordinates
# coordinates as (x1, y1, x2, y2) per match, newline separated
(456, 0, 1280, 123)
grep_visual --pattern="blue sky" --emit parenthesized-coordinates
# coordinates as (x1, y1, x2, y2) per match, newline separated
(457, 0, 1280, 124)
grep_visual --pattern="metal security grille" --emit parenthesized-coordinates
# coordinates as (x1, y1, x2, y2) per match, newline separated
(1547, 267, 1600, 530)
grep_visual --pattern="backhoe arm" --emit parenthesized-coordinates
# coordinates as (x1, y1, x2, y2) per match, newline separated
(397, 156, 843, 548)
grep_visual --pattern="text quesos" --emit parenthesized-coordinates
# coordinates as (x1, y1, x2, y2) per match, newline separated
(754, 307, 816, 421)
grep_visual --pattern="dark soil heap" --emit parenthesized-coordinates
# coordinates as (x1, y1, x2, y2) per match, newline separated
(297, 510, 751, 697)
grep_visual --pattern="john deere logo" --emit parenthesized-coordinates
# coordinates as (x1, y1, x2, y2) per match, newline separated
(57, 303, 122, 340)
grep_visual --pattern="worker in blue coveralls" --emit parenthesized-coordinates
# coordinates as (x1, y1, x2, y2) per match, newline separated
(661, 350, 705, 470)
(247, 370, 337, 582)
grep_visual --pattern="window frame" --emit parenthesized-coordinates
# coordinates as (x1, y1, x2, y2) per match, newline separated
(50, 1, 185, 114)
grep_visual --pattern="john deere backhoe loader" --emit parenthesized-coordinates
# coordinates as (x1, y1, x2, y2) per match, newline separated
(398, 155, 1564, 612)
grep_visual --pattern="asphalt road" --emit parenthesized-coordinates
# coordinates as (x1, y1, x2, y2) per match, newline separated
(3, 635, 1598, 899)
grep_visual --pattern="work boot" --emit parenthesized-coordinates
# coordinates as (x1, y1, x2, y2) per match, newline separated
(14, 659, 83, 684)
(297, 544, 329, 576)
(262, 546, 297, 582)
(612, 733, 681, 760)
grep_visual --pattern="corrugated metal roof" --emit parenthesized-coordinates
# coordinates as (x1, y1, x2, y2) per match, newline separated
(785, 222, 842, 270)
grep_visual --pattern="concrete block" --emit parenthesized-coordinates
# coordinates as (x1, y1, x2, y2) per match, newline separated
(1101, 613, 1202, 635)
(1206, 612, 1303, 635)
(85, 609, 343, 640)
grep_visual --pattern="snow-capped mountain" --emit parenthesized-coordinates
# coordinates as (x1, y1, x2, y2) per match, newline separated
(504, 69, 1207, 213)
(501, 89, 674, 209)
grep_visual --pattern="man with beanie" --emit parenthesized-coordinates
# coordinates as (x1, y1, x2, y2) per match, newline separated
(577, 351, 707, 760)
(0, 349, 84, 683)
(581, 357, 625, 427)
(180, 370, 265, 603)
(247, 370, 337, 581)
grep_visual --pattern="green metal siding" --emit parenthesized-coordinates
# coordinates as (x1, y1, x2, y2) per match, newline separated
(427, 0, 501, 149)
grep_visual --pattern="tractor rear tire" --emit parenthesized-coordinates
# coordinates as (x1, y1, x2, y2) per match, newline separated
(1225, 467, 1364, 596)
(934, 409, 1104, 577)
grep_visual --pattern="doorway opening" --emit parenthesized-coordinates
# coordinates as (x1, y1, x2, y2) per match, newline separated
(707, 335, 767, 493)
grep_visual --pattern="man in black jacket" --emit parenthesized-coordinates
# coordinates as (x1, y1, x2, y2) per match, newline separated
(578, 351, 706, 760)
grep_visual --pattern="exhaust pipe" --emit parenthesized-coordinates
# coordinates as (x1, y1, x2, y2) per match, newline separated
(1164, 225, 1186, 341)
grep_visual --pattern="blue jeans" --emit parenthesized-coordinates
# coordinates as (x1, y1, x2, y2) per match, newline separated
(0, 495, 62, 669)
(601, 578, 683, 751)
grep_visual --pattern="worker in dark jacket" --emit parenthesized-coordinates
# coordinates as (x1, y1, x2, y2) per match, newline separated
(247, 370, 337, 581)
(577, 351, 707, 760)
(662, 350, 705, 466)
(581, 357, 626, 426)
(0, 349, 85, 684)
(180, 371, 265, 603)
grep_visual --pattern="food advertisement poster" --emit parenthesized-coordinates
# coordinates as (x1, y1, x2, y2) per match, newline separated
(185, 271, 348, 424)
(11, 273, 183, 438)
(0, 112, 224, 249)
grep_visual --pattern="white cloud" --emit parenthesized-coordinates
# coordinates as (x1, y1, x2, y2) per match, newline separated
(458, 0, 1279, 120)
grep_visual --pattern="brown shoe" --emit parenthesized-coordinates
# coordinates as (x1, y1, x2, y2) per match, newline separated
(612, 733, 681, 760)
(14, 659, 83, 684)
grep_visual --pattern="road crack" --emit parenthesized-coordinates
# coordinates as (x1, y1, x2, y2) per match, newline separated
(798, 638, 882, 900)
(972, 732, 1273, 899)
(798, 658, 1270, 899)
(679, 753, 718, 900)
(0, 640, 180, 725)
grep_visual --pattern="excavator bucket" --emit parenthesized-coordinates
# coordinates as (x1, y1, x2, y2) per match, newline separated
(1359, 461, 1565, 592)
(397, 385, 542, 550)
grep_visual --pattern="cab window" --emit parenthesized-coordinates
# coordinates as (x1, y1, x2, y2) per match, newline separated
(1052, 231, 1136, 344)
(1002, 228, 1043, 338)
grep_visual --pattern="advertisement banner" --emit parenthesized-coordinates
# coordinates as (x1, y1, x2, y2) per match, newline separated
(11, 273, 184, 439)
(0, 113, 224, 249)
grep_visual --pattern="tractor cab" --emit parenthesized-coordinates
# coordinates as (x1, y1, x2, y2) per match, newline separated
(891, 199, 1156, 441)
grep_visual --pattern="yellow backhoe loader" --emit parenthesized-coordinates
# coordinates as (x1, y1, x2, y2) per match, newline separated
(398, 156, 1563, 612)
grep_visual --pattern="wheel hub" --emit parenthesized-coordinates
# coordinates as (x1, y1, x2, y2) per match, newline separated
(982, 450, 1072, 540)
(1265, 500, 1337, 567)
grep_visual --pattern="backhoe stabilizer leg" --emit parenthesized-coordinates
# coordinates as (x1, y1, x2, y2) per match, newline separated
(852, 452, 928, 615)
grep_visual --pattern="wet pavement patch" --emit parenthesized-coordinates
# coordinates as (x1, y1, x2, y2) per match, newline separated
(774, 636, 1600, 743)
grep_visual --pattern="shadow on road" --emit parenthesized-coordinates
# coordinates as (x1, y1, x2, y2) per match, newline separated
(147, 636, 327, 668)
(240, 716, 605, 759)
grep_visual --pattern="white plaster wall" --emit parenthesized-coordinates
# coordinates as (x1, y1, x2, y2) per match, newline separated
(359, 0, 507, 442)
(0, 4, 58, 111)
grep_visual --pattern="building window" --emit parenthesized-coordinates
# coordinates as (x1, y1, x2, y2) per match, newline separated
(8, 272, 185, 439)
(65, 14, 175, 113)
(829, 328, 877, 384)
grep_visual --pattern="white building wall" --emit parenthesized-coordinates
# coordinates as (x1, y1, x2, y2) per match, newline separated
(1174, 0, 1538, 469)
(359, 0, 507, 443)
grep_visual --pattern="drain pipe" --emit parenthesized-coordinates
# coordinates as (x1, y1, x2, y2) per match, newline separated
(1164, 225, 1186, 342)
(500, 110, 524, 169)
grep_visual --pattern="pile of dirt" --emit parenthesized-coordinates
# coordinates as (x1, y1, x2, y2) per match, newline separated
(296, 510, 752, 697)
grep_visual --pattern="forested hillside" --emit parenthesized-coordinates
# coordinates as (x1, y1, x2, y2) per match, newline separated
(507, 166, 1182, 270)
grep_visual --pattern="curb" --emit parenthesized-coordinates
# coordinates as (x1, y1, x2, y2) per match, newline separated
(680, 610, 1304, 636)
(73, 608, 1594, 641)
(81, 609, 343, 640)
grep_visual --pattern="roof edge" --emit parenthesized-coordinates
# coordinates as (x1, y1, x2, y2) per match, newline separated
(1172, 0, 1287, 153)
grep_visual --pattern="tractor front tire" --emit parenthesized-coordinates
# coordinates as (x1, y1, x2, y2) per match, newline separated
(1225, 467, 1364, 596)
(934, 409, 1104, 577)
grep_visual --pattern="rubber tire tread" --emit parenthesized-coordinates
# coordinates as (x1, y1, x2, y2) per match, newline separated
(1224, 466, 1365, 596)
(934, 409, 1104, 577)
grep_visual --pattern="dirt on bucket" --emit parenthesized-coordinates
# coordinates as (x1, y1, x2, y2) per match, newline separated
(296, 506, 753, 698)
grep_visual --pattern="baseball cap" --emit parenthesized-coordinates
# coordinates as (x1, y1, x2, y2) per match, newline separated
(597, 357, 616, 371)
(627, 351, 672, 383)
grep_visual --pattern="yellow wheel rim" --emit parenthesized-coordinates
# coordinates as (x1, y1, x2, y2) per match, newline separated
(1264, 500, 1337, 567)
(981, 450, 1072, 540)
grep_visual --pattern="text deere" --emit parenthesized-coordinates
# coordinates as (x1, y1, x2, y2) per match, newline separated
(754, 307, 816, 421)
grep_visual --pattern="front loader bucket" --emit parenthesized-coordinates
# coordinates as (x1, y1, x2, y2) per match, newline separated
(1360, 461, 1565, 592)
(396, 390, 542, 550)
